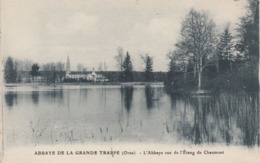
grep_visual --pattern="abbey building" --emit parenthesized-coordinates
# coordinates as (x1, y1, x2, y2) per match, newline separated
(65, 56, 108, 82)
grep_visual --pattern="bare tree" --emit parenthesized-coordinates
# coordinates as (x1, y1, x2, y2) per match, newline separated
(114, 47, 125, 81)
(13, 59, 33, 82)
(30, 64, 40, 82)
(77, 63, 84, 72)
(42, 63, 56, 83)
(56, 62, 65, 82)
(98, 62, 109, 79)
(178, 8, 217, 90)
(98, 62, 108, 72)
(98, 63, 103, 72)
(169, 39, 194, 83)
(104, 62, 108, 71)
(24, 59, 33, 72)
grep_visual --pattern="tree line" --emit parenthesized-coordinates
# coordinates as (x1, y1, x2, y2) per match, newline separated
(4, 0, 259, 91)
(165, 0, 259, 92)
(4, 50, 159, 83)
(4, 58, 66, 84)
(114, 47, 154, 82)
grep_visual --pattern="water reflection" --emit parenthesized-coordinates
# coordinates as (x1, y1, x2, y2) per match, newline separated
(31, 91, 39, 105)
(145, 85, 154, 109)
(210, 92, 260, 147)
(80, 88, 88, 99)
(238, 92, 259, 146)
(3, 85, 260, 147)
(5, 92, 17, 108)
(191, 96, 210, 144)
(43, 89, 64, 103)
(168, 92, 187, 110)
(168, 92, 260, 147)
(121, 86, 133, 113)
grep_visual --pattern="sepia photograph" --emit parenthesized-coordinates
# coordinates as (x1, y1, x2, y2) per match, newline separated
(1, 0, 260, 162)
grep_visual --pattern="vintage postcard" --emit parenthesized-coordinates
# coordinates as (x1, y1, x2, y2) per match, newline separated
(1, 0, 260, 162)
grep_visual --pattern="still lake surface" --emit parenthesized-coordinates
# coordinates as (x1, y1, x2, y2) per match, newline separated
(3, 84, 260, 149)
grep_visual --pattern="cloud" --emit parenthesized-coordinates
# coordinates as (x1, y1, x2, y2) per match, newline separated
(45, 13, 99, 46)
(66, 13, 99, 34)
(3, 0, 248, 71)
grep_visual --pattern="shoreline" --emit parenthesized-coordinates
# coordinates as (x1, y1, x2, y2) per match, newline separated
(4, 82, 164, 87)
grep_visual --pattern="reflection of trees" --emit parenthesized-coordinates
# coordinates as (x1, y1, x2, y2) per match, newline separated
(80, 89, 88, 99)
(166, 91, 259, 147)
(256, 91, 260, 146)
(43, 89, 64, 103)
(169, 94, 177, 110)
(191, 97, 210, 144)
(5, 92, 17, 108)
(121, 86, 133, 113)
(145, 86, 164, 110)
(168, 92, 188, 111)
(31, 91, 39, 105)
(209, 92, 259, 147)
(189, 94, 247, 145)
(235, 93, 259, 146)
(145, 85, 154, 109)
(100, 87, 107, 110)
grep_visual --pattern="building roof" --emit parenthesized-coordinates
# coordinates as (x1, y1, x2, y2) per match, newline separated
(91, 71, 97, 76)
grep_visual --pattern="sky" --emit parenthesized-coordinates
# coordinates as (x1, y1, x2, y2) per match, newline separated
(2, 0, 248, 71)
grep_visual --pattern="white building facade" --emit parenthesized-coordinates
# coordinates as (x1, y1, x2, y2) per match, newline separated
(65, 56, 108, 82)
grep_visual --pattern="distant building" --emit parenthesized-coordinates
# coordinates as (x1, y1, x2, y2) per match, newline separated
(90, 69, 97, 82)
(65, 56, 108, 82)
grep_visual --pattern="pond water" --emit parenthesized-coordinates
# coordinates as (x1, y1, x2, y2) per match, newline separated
(3, 85, 260, 149)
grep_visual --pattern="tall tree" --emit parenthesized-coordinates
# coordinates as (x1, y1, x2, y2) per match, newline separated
(178, 8, 216, 90)
(42, 63, 57, 83)
(165, 56, 187, 89)
(114, 47, 125, 81)
(14, 59, 33, 83)
(167, 57, 177, 83)
(236, 0, 259, 85)
(77, 63, 84, 72)
(98, 62, 108, 78)
(141, 54, 154, 82)
(170, 42, 191, 83)
(30, 64, 40, 82)
(4, 57, 17, 83)
(217, 25, 234, 72)
(236, 0, 259, 64)
(56, 62, 65, 82)
(122, 52, 134, 82)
